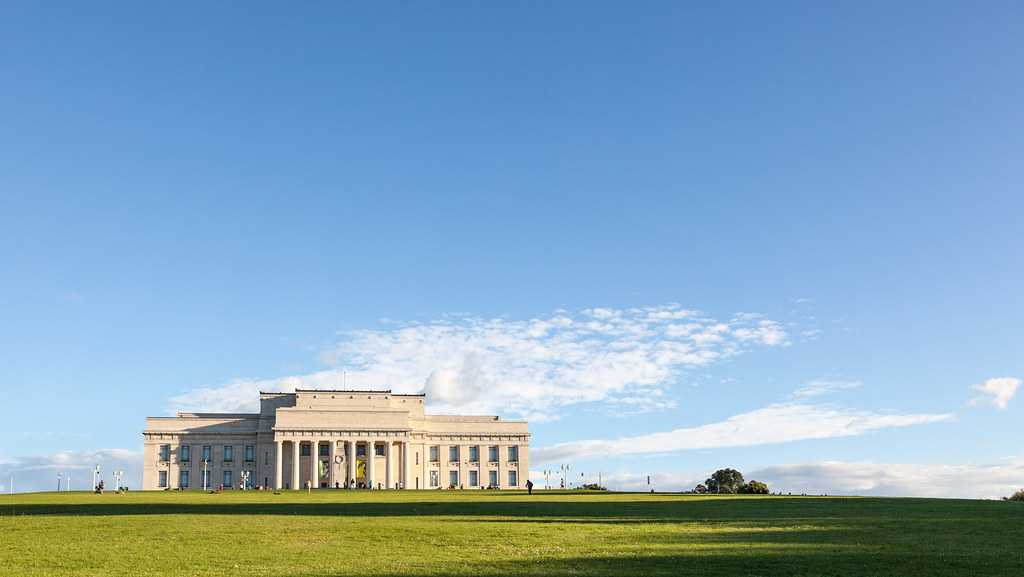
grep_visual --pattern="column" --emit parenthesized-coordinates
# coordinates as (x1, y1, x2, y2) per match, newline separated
(384, 440, 393, 490)
(291, 440, 300, 490)
(309, 440, 318, 489)
(327, 440, 335, 489)
(347, 440, 355, 488)
(275, 440, 283, 490)
(366, 440, 376, 489)
(401, 440, 411, 490)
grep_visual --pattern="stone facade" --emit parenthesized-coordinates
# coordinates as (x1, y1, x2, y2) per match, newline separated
(142, 390, 529, 491)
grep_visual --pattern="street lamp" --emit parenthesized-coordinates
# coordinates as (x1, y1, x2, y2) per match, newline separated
(203, 459, 209, 491)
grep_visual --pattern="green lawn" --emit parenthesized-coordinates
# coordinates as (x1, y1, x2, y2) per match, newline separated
(2, 490, 1022, 576)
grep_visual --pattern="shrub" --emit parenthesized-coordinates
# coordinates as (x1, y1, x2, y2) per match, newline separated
(739, 480, 769, 494)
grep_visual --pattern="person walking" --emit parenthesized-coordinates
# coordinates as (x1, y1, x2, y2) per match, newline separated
(526, 479, 534, 495)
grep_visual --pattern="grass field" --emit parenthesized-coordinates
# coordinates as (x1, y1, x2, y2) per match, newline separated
(2, 490, 1023, 577)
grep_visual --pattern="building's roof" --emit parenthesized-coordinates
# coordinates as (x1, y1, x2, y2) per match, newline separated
(259, 388, 426, 397)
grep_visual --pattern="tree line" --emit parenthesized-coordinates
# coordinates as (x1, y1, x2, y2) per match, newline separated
(691, 468, 769, 494)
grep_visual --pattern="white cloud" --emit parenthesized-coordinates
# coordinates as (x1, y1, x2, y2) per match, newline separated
(792, 379, 862, 398)
(0, 449, 142, 493)
(170, 304, 790, 420)
(531, 403, 951, 464)
(750, 459, 1024, 499)
(971, 377, 1021, 410)
(529, 458, 1024, 499)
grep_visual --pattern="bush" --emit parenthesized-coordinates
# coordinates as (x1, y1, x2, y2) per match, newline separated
(579, 483, 607, 491)
(739, 480, 769, 494)
(1006, 490, 1024, 502)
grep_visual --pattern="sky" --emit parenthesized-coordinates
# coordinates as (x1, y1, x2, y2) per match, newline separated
(1, 1, 1022, 497)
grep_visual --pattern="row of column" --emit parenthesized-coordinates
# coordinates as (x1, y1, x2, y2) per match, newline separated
(273, 439, 410, 490)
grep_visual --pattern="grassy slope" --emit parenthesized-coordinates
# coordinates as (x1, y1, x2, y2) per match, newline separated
(1, 490, 1022, 577)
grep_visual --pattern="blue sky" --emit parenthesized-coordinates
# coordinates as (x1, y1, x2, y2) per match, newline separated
(1, 1, 1022, 496)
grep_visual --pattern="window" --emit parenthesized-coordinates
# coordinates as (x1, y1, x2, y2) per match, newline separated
(488, 470, 498, 488)
(429, 446, 439, 462)
(180, 445, 191, 462)
(202, 445, 212, 461)
(245, 445, 255, 461)
(468, 446, 479, 462)
(416, 451, 420, 465)
(223, 470, 233, 487)
(264, 451, 269, 466)
(448, 446, 459, 462)
(179, 470, 190, 488)
(158, 470, 168, 488)
(357, 444, 366, 457)
(449, 470, 459, 488)
(508, 470, 518, 487)
(301, 444, 311, 457)
(375, 443, 385, 457)
(223, 445, 234, 462)
(429, 470, 439, 488)
(488, 446, 499, 462)
(159, 444, 170, 462)
(508, 446, 519, 462)
(319, 444, 329, 457)
(469, 470, 479, 487)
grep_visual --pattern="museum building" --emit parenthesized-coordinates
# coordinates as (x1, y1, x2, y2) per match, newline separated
(142, 389, 529, 491)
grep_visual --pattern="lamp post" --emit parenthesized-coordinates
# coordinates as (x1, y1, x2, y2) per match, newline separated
(203, 459, 209, 491)
(57, 472, 62, 492)
(92, 465, 101, 492)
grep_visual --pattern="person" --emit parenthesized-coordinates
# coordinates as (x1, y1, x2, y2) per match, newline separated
(526, 479, 534, 495)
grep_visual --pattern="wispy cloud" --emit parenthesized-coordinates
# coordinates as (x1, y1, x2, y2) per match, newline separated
(792, 379, 862, 398)
(0, 449, 141, 493)
(971, 377, 1021, 410)
(531, 402, 951, 464)
(750, 459, 1024, 499)
(171, 305, 791, 420)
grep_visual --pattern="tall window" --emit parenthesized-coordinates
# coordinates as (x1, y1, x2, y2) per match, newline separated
(508, 470, 518, 487)
(159, 444, 170, 462)
(202, 445, 212, 461)
(429, 470, 439, 488)
(319, 444, 329, 457)
(375, 444, 385, 457)
(416, 451, 420, 465)
(179, 470, 190, 488)
(507, 446, 519, 462)
(223, 445, 234, 461)
(488, 446, 499, 462)
(469, 470, 479, 487)
(449, 470, 459, 488)
(429, 446, 439, 462)
(488, 470, 498, 488)
(180, 445, 191, 462)
(301, 444, 311, 457)
(356, 444, 366, 457)
(223, 470, 233, 487)
(158, 470, 168, 488)
(448, 446, 459, 462)
(468, 446, 479, 462)
(245, 445, 255, 461)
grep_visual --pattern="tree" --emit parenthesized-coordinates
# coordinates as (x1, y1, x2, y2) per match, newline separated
(705, 468, 745, 494)
(1007, 489, 1024, 502)
(692, 483, 708, 494)
(740, 480, 769, 494)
